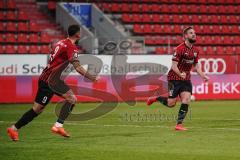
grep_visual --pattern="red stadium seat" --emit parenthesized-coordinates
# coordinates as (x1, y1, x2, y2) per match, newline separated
(40, 45, 50, 54)
(5, 45, 16, 54)
(191, 15, 200, 23)
(18, 11, 28, 21)
(155, 37, 166, 45)
(196, 35, 204, 45)
(152, 4, 160, 12)
(0, 1, 4, 10)
(0, 45, 4, 54)
(211, 25, 221, 34)
(222, 36, 233, 45)
(225, 46, 234, 54)
(228, 15, 238, 24)
(131, 4, 141, 12)
(171, 15, 181, 23)
(231, 26, 239, 33)
(216, 46, 224, 55)
(161, 25, 171, 34)
(171, 5, 179, 13)
(0, 22, 4, 31)
(213, 36, 222, 45)
(133, 24, 142, 33)
(145, 37, 155, 45)
(111, 3, 120, 12)
(6, 11, 16, 20)
(17, 34, 28, 43)
(152, 14, 160, 22)
(48, 1, 56, 10)
(155, 47, 165, 54)
(153, 25, 162, 34)
(143, 24, 152, 34)
(181, 15, 190, 23)
(40, 33, 51, 43)
(209, 15, 218, 23)
(199, 5, 207, 13)
(142, 14, 151, 22)
(227, 5, 235, 13)
(29, 34, 39, 43)
(121, 4, 130, 12)
(232, 36, 240, 45)
(172, 25, 182, 34)
(6, 0, 16, 9)
(204, 36, 212, 45)
(132, 14, 141, 22)
(122, 14, 131, 23)
(161, 4, 170, 13)
(142, 4, 151, 13)
(208, 5, 217, 13)
(200, 15, 208, 23)
(29, 45, 39, 54)
(17, 45, 28, 54)
(218, 5, 227, 13)
(29, 22, 39, 32)
(188, 4, 197, 13)
(5, 33, 16, 43)
(0, 34, 4, 43)
(236, 47, 240, 54)
(102, 3, 110, 12)
(219, 15, 228, 24)
(0, 12, 4, 20)
(18, 22, 29, 32)
(6, 22, 16, 32)
(202, 25, 211, 34)
(221, 25, 230, 34)
(161, 15, 170, 23)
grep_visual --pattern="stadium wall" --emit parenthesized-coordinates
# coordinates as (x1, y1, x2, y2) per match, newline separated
(0, 55, 240, 103)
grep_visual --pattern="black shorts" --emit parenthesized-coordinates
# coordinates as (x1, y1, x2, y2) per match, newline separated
(35, 80, 70, 106)
(168, 80, 192, 98)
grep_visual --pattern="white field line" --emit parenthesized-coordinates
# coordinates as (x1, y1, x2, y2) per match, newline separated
(1, 120, 240, 131)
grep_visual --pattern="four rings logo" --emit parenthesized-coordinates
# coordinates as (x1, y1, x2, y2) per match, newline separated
(191, 58, 226, 75)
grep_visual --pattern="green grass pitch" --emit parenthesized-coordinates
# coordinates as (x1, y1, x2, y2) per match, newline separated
(0, 101, 240, 160)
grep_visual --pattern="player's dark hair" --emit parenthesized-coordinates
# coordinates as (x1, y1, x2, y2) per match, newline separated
(183, 26, 194, 35)
(68, 24, 80, 37)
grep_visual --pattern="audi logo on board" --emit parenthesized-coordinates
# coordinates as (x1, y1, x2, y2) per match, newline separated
(192, 58, 226, 75)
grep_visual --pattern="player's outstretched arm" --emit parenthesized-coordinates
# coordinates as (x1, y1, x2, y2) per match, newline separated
(194, 63, 209, 82)
(171, 61, 186, 79)
(72, 61, 99, 82)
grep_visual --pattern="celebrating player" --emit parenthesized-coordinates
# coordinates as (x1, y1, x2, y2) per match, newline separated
(147, 26, 209, 131)
(7, 24, 99, 141)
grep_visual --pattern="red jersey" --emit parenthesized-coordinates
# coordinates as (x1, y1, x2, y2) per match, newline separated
(39, 38, 79, 83)
(167, 42, 199, 81)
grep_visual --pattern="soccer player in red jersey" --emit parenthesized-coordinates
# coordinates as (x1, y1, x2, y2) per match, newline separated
(147, 27, 209, 131)
(7, 25, 99, 141)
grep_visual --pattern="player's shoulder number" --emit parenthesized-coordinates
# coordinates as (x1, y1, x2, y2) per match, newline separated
(50, 45, 60, 62)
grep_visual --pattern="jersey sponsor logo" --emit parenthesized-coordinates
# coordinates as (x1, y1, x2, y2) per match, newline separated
(182, 58, 194, 64)
(192, 58, 226, 75)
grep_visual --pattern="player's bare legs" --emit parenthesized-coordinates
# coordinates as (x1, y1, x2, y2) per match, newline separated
(51, 90, 77, 138)
(7, 102, 45, 141)
(175, 91, 191, 131)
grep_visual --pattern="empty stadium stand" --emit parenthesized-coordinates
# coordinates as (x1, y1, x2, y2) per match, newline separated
(0, 0, 65, 54)
(45, 0, 240, 55)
